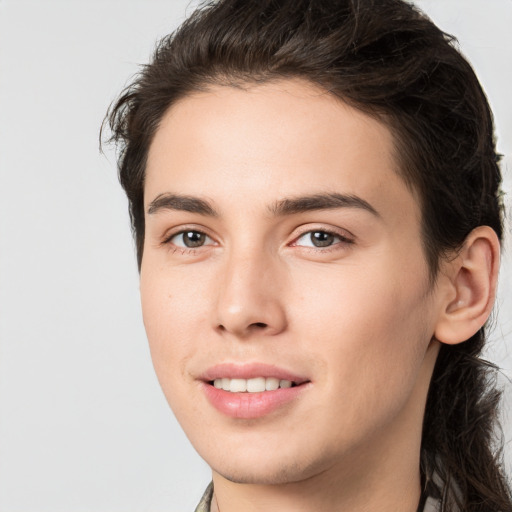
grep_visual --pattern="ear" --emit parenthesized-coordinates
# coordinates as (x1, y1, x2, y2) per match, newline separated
(434, 226, 500, 345)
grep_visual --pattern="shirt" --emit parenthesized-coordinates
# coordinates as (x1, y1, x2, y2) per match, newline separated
(194, 482, 442, 511)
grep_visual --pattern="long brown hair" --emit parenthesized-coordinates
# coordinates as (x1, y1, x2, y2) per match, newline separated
(104, 1, 511, 509)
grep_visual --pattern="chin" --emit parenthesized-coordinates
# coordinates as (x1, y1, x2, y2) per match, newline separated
(207, 444, 335, 486)
(212, 461, 318, 485)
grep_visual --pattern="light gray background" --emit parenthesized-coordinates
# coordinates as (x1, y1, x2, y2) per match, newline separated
(0, 1, 510, 511)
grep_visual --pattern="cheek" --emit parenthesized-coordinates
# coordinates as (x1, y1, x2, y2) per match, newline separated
(140, 266, 205, 383)
(291, 255, 432, 399)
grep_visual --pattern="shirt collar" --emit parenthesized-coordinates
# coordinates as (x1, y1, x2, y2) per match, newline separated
(194, 482, 440, 512)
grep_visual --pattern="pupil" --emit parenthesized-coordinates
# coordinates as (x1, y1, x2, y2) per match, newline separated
(184, 231, 205, 247)
(311, 231, 334, 247)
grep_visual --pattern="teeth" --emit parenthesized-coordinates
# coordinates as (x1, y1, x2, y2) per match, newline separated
(230, 378, 247, 392)
(265, 377, 279, 391)
(212, 377, 295, 393)
(247, 377, 265, 393)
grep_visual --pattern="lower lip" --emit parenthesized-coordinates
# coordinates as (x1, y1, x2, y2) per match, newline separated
(201, 382, 308, 419)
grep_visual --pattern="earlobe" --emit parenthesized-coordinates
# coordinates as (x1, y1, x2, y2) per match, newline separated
(434, 226, 500, 345)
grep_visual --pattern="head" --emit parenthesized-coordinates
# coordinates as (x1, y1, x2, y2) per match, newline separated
(105, 0, 509, 509)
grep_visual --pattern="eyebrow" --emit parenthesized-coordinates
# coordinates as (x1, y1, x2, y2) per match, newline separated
(147, 192, 380, 218)
(147, 193, 218, 216)
(269, 193, 380, 217)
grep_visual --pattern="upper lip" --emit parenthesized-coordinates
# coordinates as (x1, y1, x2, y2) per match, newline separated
(199, 362, 310, 384)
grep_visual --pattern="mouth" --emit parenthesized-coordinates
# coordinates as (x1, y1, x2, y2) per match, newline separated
(200, 364, 310, 419)
(209, 377, 298, 393)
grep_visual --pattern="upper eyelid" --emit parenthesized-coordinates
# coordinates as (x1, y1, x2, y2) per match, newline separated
(162, 225, 216, 242)
(290, 225, 355, 242)
(291, 232, 353, 249)
(295, 230, 351, 241)
(157, 230, 217, 254)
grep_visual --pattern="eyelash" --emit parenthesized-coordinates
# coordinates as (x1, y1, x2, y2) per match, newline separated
(162, 228, 217, 251)
(291, 228, 354, 250)
(162, 227, 353, 253)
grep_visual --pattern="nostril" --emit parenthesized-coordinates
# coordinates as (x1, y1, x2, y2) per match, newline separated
(251, 322, 268, 329)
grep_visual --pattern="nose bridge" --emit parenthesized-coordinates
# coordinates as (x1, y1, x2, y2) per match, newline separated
(214, 240, 287, 337)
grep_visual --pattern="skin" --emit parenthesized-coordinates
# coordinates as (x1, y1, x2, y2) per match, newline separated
(141, 80, 453, 512)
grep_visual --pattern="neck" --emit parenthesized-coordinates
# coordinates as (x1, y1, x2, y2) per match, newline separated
(211, 439, 422, 512)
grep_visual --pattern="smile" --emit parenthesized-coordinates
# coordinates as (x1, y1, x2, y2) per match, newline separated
(200, 364, 310, 419)
(211, 377, 295, 393)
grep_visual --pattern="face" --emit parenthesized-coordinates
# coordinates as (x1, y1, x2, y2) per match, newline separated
(141, 80, 443, 485)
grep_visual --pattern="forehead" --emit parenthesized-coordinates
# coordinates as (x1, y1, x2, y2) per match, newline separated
(145, 79, 420, 224)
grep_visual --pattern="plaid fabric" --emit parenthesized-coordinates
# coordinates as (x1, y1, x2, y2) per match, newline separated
(194, 482, 440, 511)
(424, 495, 442, 512)
(194, 482, 213, 512)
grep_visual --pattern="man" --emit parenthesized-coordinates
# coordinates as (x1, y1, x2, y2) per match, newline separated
(105, 0, 512, 510)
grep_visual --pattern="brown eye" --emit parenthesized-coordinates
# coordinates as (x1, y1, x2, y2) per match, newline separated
(295, 230, 343, 248)
(170, 230, 212, 248)
(292, 229, 354, 250)
(310, 231, 335, 247)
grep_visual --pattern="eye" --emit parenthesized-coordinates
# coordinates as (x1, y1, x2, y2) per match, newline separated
(293, 230, 351, 248)
(168, 230, 215, 248)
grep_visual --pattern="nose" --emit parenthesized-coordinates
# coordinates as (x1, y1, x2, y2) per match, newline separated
(213, 249, 287, 339)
